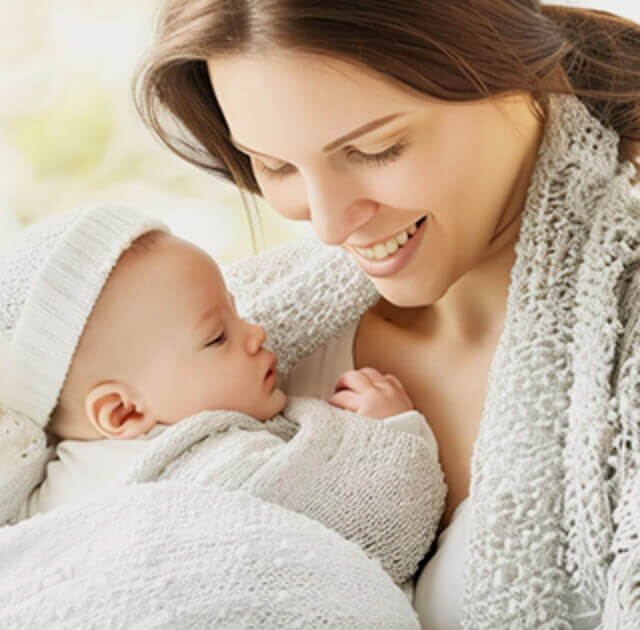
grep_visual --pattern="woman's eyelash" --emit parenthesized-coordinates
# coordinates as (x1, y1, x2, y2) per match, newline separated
(205, 332, 225, 348)
(255, 160, 295, 178)
(253, 141, 408, 178)
(347, 141, 408, 166)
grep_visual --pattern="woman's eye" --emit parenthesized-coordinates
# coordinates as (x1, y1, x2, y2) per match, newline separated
(253, 140, 408, 179)
(205, 332, 225, 348)
(347, 140, 408, 166)
(253, 159, 296, 179)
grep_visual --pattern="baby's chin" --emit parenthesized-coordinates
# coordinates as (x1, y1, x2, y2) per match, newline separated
(253, 388, 288, 422)
(270, 389, 288, 418)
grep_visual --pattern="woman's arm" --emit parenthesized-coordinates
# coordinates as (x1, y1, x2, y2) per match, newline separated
(222, 240, 379, 378)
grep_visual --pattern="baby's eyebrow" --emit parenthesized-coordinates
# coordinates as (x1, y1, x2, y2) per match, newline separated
(194, 293, 235, 333)
(193, 307, 219, 333)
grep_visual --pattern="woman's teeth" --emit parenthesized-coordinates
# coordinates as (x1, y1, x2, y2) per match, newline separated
(355, 217, 426, 261)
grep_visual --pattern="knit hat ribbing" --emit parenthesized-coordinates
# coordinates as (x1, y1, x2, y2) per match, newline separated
(0, 203, 168, 524)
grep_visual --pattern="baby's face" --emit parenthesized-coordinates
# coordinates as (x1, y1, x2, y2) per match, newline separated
(86, 233, 287, 425)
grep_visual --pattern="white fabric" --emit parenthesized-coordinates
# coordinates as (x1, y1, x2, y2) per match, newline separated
(414, 498, 470, 630)
(2, 482, 423, 630)
(288, 319, 467, 629)
(120, 397, 445, 585)
(25, 404, 435, 523)
(24, 425, 165, 519)
(22, 396, 445, 583)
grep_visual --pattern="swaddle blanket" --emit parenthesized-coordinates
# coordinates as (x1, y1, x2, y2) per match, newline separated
(123, 396, 446, 585)
(0, 482, 422, 629)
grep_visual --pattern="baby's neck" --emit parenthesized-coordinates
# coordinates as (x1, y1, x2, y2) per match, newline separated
(47, 407, 103, 442)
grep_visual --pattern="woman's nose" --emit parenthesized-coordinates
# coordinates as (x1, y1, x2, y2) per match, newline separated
(305, 174, 377, 245)
(244, 322, 266, 354)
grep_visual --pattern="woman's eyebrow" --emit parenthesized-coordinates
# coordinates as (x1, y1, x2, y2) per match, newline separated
(230, 112, 406, 158)
(322, 112, 406, 152)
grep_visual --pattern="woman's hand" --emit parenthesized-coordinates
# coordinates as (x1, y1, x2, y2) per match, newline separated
(328, 367, 414, 419)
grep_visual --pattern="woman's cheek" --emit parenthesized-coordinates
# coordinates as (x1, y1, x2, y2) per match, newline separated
(260, 176, 310, 221)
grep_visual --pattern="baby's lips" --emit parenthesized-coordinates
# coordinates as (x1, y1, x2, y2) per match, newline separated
(264, 353, 278, 379)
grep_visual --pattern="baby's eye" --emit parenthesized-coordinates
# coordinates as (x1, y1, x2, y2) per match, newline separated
(205, 332, 225, 348)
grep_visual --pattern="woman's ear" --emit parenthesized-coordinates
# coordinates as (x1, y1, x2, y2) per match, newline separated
(85, 382, 156, 440)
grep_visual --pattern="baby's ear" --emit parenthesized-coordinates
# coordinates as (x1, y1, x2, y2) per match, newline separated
(85, 382, 156, 440)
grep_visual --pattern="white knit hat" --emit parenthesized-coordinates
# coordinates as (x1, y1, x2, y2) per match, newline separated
(0, 203, 168, 524)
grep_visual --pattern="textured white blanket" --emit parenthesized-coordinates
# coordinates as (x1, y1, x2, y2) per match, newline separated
(0, 482, 422, 629)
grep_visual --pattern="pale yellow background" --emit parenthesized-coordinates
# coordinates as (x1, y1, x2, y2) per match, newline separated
(1, 1, 638, 260)
(0, 0, 313, 262)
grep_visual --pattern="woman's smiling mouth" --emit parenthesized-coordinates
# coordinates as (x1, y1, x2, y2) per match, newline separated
(353, 216, 427, 261)
(349, 216, 428, 278)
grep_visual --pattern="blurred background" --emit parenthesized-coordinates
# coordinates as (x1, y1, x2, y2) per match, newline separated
(0, 0, 638, 261)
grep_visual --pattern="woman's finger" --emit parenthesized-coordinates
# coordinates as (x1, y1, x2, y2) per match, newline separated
(334, 369, 372, 394)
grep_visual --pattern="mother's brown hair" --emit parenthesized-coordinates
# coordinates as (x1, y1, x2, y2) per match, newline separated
(134, 0, 640, 195)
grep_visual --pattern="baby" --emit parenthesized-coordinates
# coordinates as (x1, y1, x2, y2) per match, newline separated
(0, 203, 445, 585)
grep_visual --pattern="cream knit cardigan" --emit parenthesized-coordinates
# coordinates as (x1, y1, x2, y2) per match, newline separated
(463, 95, 640, 629)
(1, 94, 640, 628)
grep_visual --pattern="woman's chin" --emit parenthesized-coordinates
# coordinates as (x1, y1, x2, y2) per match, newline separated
(373, 278, 437, 310)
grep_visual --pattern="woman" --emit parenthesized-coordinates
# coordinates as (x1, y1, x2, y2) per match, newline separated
(134, 1, 640, 627)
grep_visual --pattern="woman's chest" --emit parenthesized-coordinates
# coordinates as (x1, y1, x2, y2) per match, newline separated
(354, 309, 499, 526)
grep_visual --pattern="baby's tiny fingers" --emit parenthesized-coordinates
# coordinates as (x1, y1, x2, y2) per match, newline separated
(328, 390, 361, 412)
(357, 367, 387, 384)
(384, 373, 408, 392)
(334, 369, 372, 394)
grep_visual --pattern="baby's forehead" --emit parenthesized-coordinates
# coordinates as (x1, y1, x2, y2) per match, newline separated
(124, 229, 173, 259)
(119, 232, 226, 295)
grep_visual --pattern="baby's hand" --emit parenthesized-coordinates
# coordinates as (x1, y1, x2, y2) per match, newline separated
(328, 368, 414, 419)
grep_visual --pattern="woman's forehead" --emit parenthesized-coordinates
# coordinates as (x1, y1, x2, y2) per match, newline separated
(208, 52, 425, 157)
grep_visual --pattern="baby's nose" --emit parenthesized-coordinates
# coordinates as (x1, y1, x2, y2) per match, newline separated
(246, 322, 266, 353)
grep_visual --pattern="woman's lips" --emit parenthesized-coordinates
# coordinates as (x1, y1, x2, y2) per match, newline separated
(349, 216, 428, 278)
(353, 215, 426, 251)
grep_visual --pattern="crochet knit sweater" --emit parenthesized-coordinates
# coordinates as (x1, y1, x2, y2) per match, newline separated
(463, 95, 640, 628)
